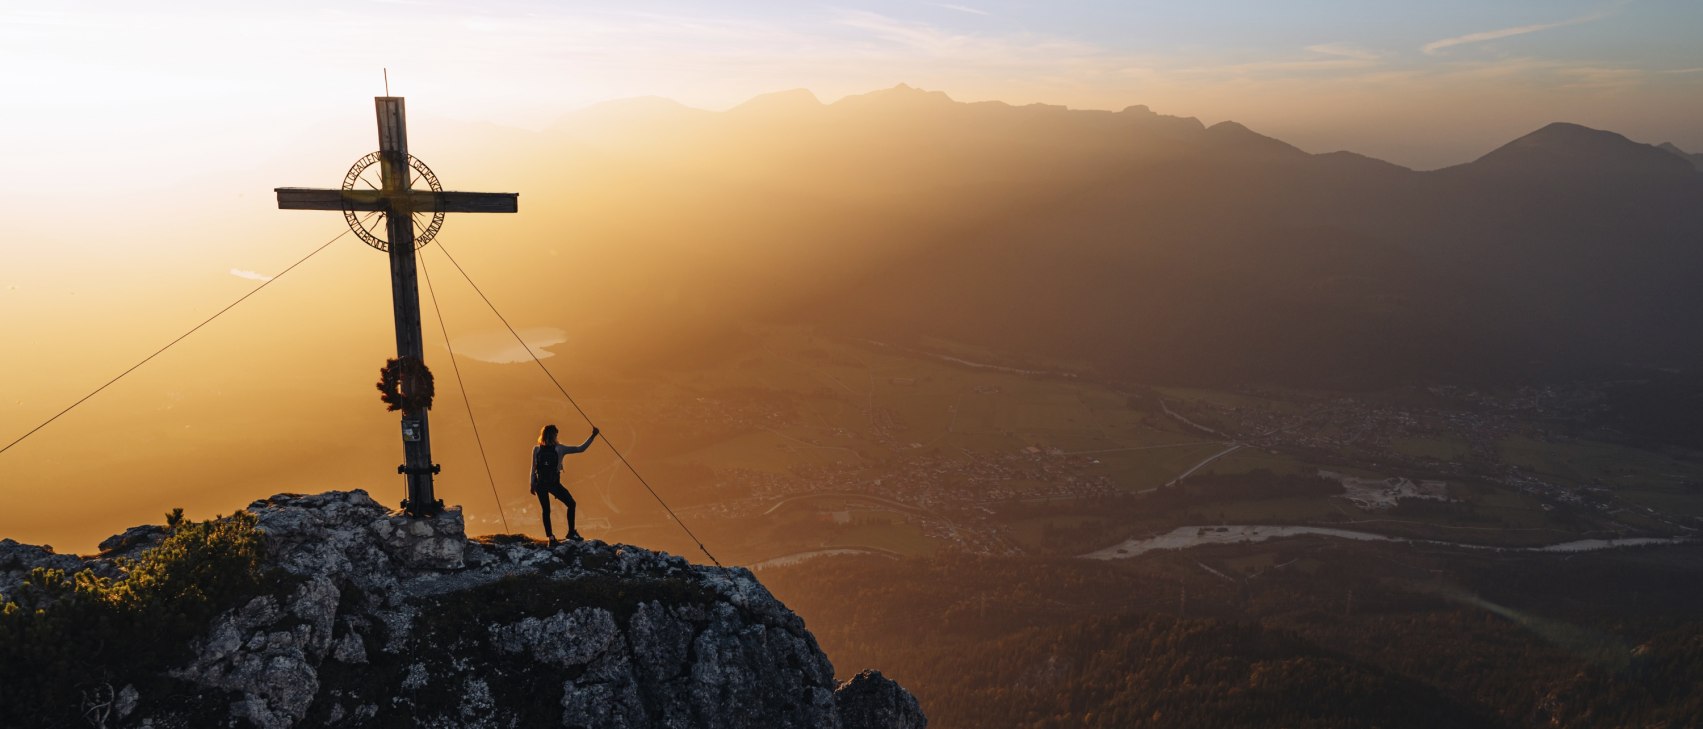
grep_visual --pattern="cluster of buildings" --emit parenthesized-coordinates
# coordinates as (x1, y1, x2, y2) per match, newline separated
(620, 373, 1694, 555)
(1160, 385, 1692, 526)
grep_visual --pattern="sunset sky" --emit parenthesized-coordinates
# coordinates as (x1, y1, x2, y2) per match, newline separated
(2, 0, 1700, 182)
(3, 0, 1702, 550)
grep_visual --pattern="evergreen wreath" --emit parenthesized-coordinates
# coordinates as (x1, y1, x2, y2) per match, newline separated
(376, 356, 435, 412)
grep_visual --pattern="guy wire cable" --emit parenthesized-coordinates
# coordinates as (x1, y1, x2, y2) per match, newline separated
(1, 220, 366, 457)
(417, 243, 511, 532)
(429, 240, 723, 568)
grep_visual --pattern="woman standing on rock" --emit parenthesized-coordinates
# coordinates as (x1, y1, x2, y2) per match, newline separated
(531, 424, 598, 546)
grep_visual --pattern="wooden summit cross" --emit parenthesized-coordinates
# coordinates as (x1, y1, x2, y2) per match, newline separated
(275, 97, 518, 516)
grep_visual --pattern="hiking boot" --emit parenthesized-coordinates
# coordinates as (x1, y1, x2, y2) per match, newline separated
(547, 536, 559, 547)
(567, 530, 584, 542)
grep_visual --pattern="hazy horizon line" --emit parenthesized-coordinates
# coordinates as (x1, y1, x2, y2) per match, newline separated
(533, 82, 1696, 172)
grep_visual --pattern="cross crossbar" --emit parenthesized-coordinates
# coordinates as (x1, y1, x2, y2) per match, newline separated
(275, 188, 519, 213)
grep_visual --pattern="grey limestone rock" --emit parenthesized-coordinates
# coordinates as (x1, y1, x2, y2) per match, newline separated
(115, 684, 140, 720)
(9, 489, 923, 728)
(0, 538, 85, 597)
(836, 670, 929, 729)
(629, 600, 696, 684)
(330, 628, 368, 665)
(97, 524, 170, 558)
(490, 607, 620, 668)
(560, 674, 649, 729)
(169, 584, 336, 729)
(371, 506, 466, 570)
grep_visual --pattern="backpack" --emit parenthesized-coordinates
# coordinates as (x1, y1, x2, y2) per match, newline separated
(533, 445, 561, 489)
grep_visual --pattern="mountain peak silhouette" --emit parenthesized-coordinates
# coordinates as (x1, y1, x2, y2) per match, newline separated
(1468, 121, 1694, 180)
(1203, 120, 1307, 158)
(1499, 121, 1637, 154)
(1657, 141, 1703, 171)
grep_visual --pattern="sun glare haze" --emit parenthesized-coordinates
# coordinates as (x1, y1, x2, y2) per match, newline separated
(3, 0, 1701, 547)
(5, 3, 1703, 726)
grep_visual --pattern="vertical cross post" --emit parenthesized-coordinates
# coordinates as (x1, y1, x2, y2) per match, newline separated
(275, 96, 517, 518)
(376, 97, 438, 515)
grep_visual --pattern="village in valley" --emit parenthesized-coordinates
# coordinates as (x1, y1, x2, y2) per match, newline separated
(526, 327, 1703, 565)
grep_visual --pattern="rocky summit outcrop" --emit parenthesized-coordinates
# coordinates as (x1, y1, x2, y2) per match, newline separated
(8, 490, 924, 729)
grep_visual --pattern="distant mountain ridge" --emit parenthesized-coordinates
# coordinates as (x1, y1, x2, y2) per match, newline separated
(1459, 122, 1699, 182)
(560, 84, 1702, 173)
(490, 84, 1703, 393)
(1659, 141, 1703, 171)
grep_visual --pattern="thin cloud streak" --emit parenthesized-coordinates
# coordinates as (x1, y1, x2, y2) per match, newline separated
(229, 268, 273, 282)
(1422, 2, 1628, 55)
(932, 3, 988, 16)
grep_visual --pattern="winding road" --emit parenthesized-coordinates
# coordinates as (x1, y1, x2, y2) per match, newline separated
(1164, 443, 1245, 487)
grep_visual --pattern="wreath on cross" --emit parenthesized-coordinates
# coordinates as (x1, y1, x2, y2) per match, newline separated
(376, 356, 435, 412)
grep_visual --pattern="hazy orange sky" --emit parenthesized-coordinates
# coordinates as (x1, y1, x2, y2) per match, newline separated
(3, 0, 1702, 550)
(2, 0, 1700, 186)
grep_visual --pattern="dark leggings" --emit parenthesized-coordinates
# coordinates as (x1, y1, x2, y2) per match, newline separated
(536, 482, 577, 537)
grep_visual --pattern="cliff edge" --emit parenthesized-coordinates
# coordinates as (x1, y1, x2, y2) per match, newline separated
(0, 490, 925, 729)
